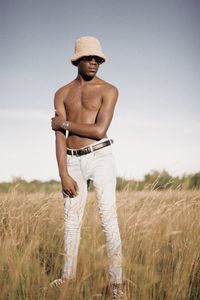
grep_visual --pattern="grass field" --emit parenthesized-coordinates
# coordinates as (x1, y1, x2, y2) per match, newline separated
(0, 189, 200, 300)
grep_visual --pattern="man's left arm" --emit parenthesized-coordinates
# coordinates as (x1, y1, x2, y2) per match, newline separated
(52, 86, 118, 140)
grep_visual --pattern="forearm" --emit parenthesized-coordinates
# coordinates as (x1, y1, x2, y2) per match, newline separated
(66, 121, 106, 140)
(55, 131, 68, 179)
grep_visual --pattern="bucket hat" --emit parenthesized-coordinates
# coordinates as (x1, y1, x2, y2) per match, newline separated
(71, 36, 106, 65)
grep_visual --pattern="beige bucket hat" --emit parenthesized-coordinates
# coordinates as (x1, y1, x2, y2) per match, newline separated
(71, 36, 106, 65)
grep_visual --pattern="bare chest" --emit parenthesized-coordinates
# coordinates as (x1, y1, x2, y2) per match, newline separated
(65, 86, 102, 114)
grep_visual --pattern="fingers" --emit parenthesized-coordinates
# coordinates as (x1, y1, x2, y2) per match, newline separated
(62, 189, 70, 197)
(63, 182, 79, 198)
(62, 176, 79, 198)
(65, 191, 77, 198)
(51, 115, 64, 131)
(51, 116, 60, 130)
(63, 188, 74, 198)
(70, 184, 79, 197)
(63, 190, 74, 198)
(67, 179, 79, 197)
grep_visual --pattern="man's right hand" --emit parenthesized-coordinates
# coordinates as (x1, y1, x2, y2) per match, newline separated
(51, 114, 65, 131)
(61, 175, 79, 198)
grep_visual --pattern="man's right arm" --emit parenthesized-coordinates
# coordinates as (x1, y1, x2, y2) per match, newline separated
(54, 89, 78, 197)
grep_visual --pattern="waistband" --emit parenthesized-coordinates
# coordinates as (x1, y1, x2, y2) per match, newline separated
(67, 139, 113, 157)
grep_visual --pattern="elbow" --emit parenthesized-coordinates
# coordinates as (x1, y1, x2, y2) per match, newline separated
(95, 127, 106, 140)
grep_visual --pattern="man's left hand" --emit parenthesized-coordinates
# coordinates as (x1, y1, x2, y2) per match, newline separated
(51, 115, 65, 131)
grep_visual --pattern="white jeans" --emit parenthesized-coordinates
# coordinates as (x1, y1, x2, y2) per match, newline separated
(62, 139, 122, 284)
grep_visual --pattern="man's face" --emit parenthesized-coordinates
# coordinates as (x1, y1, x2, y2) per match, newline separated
(77, 56, 104, 77)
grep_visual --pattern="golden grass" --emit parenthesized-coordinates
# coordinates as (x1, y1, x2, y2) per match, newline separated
(0, 189, 200, 300)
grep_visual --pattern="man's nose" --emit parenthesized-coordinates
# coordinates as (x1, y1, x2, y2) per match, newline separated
(90, 58, 97, 64)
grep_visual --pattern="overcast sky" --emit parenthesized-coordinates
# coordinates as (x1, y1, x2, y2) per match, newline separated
(0, 0, 200, 181)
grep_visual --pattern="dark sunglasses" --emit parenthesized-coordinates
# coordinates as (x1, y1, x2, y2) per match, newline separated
(80, 56, 104, 64)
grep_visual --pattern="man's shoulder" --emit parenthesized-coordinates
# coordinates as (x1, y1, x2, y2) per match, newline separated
(96, 77, 118, 94)
(54, 80, 75, 98)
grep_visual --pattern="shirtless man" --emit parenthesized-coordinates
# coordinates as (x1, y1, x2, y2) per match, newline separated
(50, 36, 123, 299)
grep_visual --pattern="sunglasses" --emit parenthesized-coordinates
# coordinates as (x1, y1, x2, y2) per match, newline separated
(80, 56, 104, 64)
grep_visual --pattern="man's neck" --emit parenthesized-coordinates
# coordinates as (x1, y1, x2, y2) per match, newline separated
(76, 73, 97, 84)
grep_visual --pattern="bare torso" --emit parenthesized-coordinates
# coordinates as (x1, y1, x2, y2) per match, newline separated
(63, 77, 108, 149)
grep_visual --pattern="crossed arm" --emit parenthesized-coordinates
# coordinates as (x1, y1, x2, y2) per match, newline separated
(52, 86, 118, 139)
(52, 86, 118, 197)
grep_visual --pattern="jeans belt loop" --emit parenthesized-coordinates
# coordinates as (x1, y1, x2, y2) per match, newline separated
(89, 145, 93, 153)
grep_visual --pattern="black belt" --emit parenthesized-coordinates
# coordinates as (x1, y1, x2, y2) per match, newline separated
(67, 139, 113, 156)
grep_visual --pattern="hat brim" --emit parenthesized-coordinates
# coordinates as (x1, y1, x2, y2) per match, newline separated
(71, 51, 106, 65)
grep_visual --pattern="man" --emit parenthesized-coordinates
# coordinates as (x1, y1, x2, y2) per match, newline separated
(50, 36, 123, 299)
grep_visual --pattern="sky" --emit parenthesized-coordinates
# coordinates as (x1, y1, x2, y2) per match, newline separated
(0, 0, 200, 181)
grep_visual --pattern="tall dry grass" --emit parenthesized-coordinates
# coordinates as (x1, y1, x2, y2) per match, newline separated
(0, 189, 200, 300)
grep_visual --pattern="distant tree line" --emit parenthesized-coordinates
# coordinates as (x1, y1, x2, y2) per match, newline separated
(116, 170, 200, 191)
(0, 170, 200, 193)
